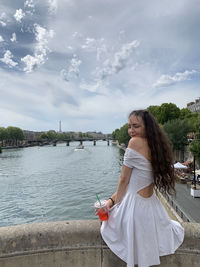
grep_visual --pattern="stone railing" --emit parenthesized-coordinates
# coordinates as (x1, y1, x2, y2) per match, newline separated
(0, 220, 200, 267)
(155, 190, 195, 223)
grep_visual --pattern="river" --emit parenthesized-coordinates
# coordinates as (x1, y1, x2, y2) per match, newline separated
(0, 142, 124, 227)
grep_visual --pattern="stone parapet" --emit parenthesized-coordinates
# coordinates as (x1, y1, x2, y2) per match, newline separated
(0, 220, 200, 267)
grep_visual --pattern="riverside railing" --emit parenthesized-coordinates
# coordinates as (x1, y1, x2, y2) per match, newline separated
(163, 192, 194, 223)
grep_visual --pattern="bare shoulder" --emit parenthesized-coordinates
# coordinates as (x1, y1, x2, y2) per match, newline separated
(128, 137, 150, 160)
(128, 137, 145, 150)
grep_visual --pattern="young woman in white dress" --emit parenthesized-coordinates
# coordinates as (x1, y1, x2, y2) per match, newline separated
(101, 110, 184, 267)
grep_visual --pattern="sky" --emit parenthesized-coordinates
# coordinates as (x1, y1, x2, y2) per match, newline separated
(0, 0, 200, 133)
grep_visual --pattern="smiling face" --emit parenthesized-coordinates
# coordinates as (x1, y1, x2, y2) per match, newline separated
(128, 115, 146, 138)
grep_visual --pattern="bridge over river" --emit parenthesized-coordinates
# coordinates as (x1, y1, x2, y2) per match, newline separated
(27, 138, 111, 147)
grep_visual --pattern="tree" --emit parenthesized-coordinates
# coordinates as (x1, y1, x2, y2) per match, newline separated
(163, 119, 190, 151)
(39, 132, 48, 140)
(0, 127, 7, 146)
(16, 127, 24, 142)
(186, 112, 200, 136)
(193, 113, 200, 139)
(78, 132, 83, 138)
(46, 131, 57, 141)
(6, 126, 24, 146)
(147, 105, 160, 122)
(189, 140, 200, 168)
(179, 108, 192, 120)
(157, 103, 180, 124)
(117, 124, 130, 146)
(112, 129, 120, 140)
(62, 132, 71, 139)
(40, 131, 57, 141)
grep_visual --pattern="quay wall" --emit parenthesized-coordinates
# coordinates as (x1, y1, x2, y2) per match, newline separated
(0, 220, 200, 267)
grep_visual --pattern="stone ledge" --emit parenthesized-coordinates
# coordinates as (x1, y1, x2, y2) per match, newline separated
(0, 220, 199, 267)
(0, 220, 101, 257)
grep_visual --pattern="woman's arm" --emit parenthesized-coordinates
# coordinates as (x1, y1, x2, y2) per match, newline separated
(106, 192, 116, 209)
(115, 165, 133, 203)
(107, 165, 133, 209)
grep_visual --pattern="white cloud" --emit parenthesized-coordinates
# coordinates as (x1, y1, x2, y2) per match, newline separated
(81, 38, 96, 49)
(68, 55, 82, 77)
(60, 69, 68, 81)
(14, 9, 25, 22)
(0, 50, 18, 68)
(0, 12, 7, 27)
(21, 24, 54, 72)
(0, 21, 6, 27)
(24, 0, 35, 9)
(96, 43, 107, 61)
(21, 54, 44, 73)
(80, 80, 103, 93)
(61, 54, 82, 81)
(35, 23, 54, 44)
(48, 0, 57, 14)
(81, 37, 107, 61)
(0, 12, 7, 20)
(24, 0, 35, 16)
(97, 40, 140, 79)
(153, 70, 197, 88)
(72, 31, 83, 39)
(0, 35, 4, 42)
(10, 33, 17, 42)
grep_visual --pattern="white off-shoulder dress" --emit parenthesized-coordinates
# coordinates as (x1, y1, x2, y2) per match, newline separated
(101, 148, 184, 267)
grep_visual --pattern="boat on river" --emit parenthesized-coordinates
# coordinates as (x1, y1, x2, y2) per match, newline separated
(75, 144, 84, 150)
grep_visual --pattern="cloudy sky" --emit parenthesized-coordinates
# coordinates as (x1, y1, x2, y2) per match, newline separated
(0, 0, 199, 133)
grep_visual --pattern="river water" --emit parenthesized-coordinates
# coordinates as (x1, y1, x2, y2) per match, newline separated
(0, 142, 124, 227)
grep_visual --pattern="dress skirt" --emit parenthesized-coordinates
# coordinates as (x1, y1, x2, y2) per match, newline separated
(101, 192, 184, 267)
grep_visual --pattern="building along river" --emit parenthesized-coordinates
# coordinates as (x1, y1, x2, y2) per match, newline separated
(0, 141, 124, 227)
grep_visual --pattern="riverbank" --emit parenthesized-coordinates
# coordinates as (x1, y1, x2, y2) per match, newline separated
(1, 143, 50, 149)
(112, 140, 126, 151)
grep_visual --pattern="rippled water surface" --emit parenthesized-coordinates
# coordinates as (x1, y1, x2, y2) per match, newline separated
(0, 142, 124, 227)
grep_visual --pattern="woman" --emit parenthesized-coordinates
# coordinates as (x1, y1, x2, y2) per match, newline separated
(101, 110, 184, 267)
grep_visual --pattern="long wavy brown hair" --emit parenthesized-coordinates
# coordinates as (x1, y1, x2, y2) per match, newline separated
(129, 109, 176, 195)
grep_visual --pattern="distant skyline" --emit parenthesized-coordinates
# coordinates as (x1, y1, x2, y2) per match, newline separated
(0, 0, 200, 133)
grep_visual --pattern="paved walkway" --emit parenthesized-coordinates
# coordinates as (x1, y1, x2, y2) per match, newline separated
(171, 183, 200, 222)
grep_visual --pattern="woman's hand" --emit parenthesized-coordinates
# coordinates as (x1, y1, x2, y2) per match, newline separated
(107, 198, 114, 210)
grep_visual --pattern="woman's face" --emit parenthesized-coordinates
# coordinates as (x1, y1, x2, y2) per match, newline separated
(128, 115, 146, 138)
